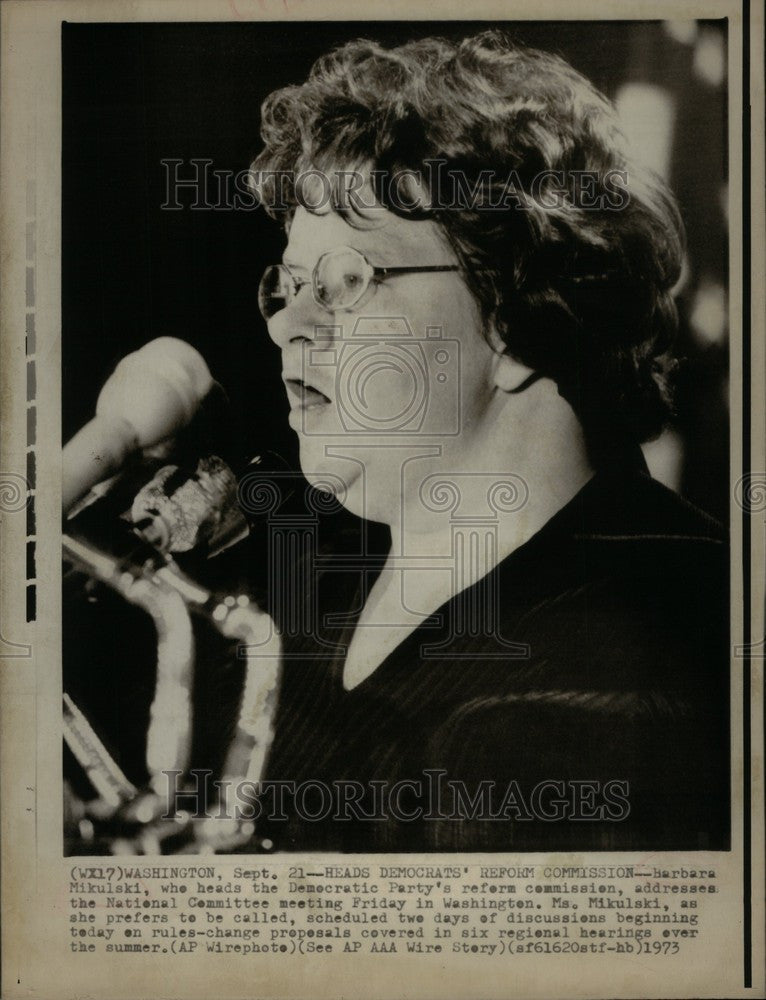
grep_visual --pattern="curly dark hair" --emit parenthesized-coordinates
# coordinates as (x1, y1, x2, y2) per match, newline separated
(251, 30, 685, 451)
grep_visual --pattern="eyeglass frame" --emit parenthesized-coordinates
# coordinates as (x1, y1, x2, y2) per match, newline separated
(258, 244, 460, 320)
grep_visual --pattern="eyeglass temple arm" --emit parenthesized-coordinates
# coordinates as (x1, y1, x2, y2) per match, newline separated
(373, 265, 460, 276)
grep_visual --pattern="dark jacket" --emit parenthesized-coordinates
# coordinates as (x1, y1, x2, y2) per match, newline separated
(261, 462, 729, 852)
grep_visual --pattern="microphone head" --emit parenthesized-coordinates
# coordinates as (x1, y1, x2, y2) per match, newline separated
(96, 337, 214, 448)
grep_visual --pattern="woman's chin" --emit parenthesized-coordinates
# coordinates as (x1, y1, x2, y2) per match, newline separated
(299, 446, 366, 516)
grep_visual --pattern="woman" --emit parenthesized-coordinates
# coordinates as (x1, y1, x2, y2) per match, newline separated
(244, 31, 728, 852)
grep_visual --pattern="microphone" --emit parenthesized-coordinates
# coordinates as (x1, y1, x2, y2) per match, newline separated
(62, 338, 213, 513)
(130, 454, 248, 557)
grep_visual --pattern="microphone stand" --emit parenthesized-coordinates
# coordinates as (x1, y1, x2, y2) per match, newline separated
(63, 533, 281, 855)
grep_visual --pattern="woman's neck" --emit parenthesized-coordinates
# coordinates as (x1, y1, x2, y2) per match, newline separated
(343, 382, 595, 689)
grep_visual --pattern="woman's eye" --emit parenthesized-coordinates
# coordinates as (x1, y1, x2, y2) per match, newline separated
(344, 274, 360, 288)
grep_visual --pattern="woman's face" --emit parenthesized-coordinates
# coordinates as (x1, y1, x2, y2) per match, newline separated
(265, 204, 500, 525)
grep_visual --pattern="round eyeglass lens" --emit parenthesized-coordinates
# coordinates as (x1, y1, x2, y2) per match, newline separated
(258, 265, 293, 320)
(314, 249, 370, 310)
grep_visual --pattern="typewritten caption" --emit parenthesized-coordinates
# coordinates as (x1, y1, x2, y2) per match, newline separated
(66, 863, 716, 958)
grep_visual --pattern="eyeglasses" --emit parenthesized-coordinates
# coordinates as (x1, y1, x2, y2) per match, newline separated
(258, 245, 459, 320)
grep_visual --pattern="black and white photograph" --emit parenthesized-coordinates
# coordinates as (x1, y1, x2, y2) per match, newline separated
(2, 2, 764, 997)
(60, 18, 732, 856)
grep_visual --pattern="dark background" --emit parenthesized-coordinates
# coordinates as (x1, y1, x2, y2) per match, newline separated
(62, 19, 729, 521)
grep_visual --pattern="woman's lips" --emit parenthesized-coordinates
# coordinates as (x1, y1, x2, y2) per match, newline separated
(283, 377, 332, 411)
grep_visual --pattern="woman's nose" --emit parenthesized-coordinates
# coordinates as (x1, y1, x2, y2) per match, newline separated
(265, 288, 326, 348)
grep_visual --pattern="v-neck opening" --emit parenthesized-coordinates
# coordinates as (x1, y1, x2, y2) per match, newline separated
(330, 469, 609, 697)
